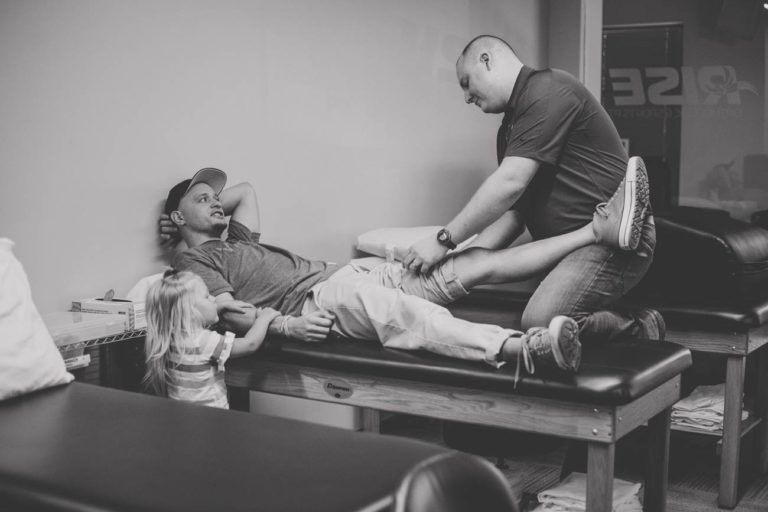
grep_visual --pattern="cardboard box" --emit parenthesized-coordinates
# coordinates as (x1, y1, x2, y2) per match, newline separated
(72, 298, 146, 330)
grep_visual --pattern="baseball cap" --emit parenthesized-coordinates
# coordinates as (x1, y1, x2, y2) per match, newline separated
(164, 167, 227, 215)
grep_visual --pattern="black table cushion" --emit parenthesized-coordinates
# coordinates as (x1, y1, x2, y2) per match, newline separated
(459, 287, 768, 330)
(0, 383, 463, 512)
(234, 333, 690, 406)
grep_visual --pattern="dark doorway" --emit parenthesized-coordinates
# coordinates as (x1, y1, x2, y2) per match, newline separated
(602, 23, 683, 210)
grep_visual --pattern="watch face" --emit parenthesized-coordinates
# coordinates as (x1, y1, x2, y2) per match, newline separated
(438, 230, 448, 242)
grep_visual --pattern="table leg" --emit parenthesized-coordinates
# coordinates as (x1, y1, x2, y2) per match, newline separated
(719, 355, 745, 508)
(228, 387, 250, 412)
(755, 346, 768, 474)
(361, 408, 380, 433)
(587, 442, 615, 512)
(644, 408, 671, 512)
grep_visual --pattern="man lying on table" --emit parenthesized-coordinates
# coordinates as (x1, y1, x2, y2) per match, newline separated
(156, 165, 648, 377)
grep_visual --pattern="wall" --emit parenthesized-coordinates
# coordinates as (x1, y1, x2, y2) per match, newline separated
(603, 0, 766, 215)
(0, 0, 549, 314)
(548, 0, 603, 99)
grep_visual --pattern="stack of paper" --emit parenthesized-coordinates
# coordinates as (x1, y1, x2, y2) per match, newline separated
(43, 311, 127, 348)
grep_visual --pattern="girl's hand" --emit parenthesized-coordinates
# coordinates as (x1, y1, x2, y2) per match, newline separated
(247, 307, 280, 335)
(287, 310, 335, 342)
(218, 300, 255, 316)
(255, 307, 281, 322)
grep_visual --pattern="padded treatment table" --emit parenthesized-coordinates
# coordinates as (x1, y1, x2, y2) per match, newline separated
(0, 382, 518, 512)
(458, 288, 768, 509)
(226, 314, 692, 512)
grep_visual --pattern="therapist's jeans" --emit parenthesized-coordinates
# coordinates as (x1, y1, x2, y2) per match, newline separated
(522, 218, 657, 343)
(302, 259, 518, 366)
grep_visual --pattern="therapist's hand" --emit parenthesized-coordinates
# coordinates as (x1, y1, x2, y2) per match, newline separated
(403, 235, 448, 274)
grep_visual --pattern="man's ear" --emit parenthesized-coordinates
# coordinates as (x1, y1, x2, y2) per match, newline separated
(170, 210, 185, 226)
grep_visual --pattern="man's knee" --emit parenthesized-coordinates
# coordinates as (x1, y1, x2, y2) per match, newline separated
(452, 246, 495, 285)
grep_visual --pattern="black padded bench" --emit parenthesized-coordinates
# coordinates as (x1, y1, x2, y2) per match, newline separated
(0, 382, 518, 512)
(457, 287, 768, 509)
(226, 320, 691, 512)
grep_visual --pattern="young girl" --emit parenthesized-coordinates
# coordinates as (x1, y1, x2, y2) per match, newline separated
(144, 269, 279, 409)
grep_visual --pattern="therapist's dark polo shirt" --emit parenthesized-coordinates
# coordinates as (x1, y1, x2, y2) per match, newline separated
(498, 66, 627, 240)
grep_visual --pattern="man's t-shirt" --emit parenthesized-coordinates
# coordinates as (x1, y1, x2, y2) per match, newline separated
(172, 220, 338, 315)
(498, 66, 627, 240)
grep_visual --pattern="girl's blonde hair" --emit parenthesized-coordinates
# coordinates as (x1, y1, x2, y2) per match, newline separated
(144, 270, 207, 396)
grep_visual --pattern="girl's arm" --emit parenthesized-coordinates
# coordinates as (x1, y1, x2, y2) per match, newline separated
(230, 308, 281, 357)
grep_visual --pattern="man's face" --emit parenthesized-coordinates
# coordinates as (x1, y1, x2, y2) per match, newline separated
(456, 57, 506, 114)
(175, 182, 227, 235)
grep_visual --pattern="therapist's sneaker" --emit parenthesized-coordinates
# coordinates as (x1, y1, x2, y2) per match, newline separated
(523, 316, 582, 373)
(593, 156, 650, 251)
(634, 308, 666, 342)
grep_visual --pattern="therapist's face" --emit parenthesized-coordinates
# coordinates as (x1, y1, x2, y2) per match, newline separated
(456, 56, 506, 114)
(176, 182, 227, 235)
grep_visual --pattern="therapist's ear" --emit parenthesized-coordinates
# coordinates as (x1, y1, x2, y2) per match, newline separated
(170, 210, 185, 226)
(480, 53, 490, 71)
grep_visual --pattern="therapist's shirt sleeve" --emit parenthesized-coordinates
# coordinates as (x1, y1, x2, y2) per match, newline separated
(503, 83, 583, 166)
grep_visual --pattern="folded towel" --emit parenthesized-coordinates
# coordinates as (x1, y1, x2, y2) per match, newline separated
(533, 472, 642, 511)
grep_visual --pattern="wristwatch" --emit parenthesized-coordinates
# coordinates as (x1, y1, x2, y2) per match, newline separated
(436, 228, 457, 250)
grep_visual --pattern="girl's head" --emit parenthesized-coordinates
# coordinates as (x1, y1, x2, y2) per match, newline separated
(143, 270, 218, 395)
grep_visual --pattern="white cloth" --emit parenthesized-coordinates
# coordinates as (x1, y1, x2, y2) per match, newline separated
(671, 384, 749, 433)
(533, 472, 642, 512)
(0, 238, 73, 401)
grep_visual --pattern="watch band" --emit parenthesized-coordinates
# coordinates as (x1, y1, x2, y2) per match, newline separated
(437, 228, 457, 250)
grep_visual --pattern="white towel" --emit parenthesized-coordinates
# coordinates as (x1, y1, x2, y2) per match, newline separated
(671, 384, 749, 433)
(533, 472, 642, 512)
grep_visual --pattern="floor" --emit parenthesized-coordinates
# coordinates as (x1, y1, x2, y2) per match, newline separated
(381, 414, 768, 512)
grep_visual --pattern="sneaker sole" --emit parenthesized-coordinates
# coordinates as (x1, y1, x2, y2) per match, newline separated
(618, 156, 650, 250)
(640, 308, 667, 342)
(548, 316, 582, 373)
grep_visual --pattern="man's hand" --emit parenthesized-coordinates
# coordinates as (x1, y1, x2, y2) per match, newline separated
(287, 310, 336, 342)
(403, 235, 448, 274)
(158, 213, 179, 242)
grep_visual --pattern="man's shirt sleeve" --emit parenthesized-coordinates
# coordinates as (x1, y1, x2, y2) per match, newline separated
(174, 252, 234, 297)
(227, 219, 261, 244)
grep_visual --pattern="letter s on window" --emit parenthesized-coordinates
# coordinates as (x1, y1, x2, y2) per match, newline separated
(647, 67, 683, 105)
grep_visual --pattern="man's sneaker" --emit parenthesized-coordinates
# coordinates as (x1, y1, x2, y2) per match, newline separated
(593, 156, 650, 251)
(634, 308, 666, 342)
(522, 316, 582, 373)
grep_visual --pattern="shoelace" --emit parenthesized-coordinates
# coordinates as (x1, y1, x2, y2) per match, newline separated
(513, 339, 535, 389)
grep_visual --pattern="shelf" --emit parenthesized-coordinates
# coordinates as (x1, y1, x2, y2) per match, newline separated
(57, 329, 146, 353)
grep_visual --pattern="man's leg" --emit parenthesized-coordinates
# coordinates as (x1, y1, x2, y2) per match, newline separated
(309, 279, 512, 365)
(521, 219, 657, 343)
(365, 223, 595, 306)
(309, 275, 582, 373)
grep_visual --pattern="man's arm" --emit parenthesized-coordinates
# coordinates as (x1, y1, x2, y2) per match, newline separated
(466, 210, 526, 250)
(404, 156, 539, 273)
(219, 182, 261, 233)
(214, 292, 335, 342)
